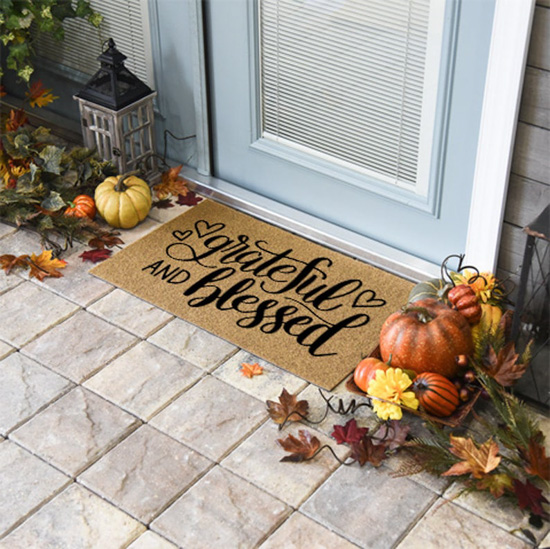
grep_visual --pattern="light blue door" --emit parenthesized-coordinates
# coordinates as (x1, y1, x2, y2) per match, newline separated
(205, 0, 495, 266)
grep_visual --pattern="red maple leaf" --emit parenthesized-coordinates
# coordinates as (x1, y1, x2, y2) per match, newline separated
(79, 249, 112, 263)
(176, 191, 203, 206)
(513, 479, 549, 518)
(332, 418, 368, 445)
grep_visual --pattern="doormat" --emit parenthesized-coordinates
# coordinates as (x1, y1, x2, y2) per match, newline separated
(91, 200, 413, 389)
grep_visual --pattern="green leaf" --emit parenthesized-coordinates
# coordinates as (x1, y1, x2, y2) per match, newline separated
(39, 145, 64, 175)
(2, 132, 31, 158)
(41, 191, 65, 212)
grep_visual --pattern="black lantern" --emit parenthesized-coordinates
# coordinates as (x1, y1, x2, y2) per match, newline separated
(74, 38, 158, 181)
(511, 203, 550, 406)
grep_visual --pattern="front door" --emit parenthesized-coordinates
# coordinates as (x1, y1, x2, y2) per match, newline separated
(204, 0, 495, 269)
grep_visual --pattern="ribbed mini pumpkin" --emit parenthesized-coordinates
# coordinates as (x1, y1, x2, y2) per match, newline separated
(448, 284, 482, 324)
(353, 357, 388, 393)
(94, 173, 152, 229)
(413, 372, 460, 417)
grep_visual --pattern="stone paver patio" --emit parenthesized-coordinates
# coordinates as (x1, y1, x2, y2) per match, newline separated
(0, 204, 549, 549)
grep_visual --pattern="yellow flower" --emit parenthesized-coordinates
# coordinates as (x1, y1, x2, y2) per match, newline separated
(451, 270, 498, 303)
(367, 367, 419, 421)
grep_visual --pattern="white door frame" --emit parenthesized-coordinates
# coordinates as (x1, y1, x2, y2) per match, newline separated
(187, 0, 535, 280)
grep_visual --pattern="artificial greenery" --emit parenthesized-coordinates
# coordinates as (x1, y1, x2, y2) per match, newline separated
(0, 0, 102, 82)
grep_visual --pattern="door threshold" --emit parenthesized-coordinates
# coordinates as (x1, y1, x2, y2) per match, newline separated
(180, 165, 440, 282)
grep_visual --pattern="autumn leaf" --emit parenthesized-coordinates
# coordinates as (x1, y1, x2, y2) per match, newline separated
(484, 342, 529, 387)
(28, 250, 67, 281)
(26, 81, 59, 108)
(350, 435, 387, 467)
(332, 418, 368, 445)
(153, 165, 189, 199)
(0, 254, 30, 275)
(88, 234, 124, 250)
(372, 420, 411, 451)
(521, 438, 550, 481)
(476, 473, 513, 498)
(177, 191, 203, 206)
(0, 85, 6, 97)
(266, 388, 309, 426)
(240, 362, 264, 378)
(152, 198, 175, 209)
(442, 436, 501, 479)
(513, 479, 550, 519)
(278, 430, 320, 462)
(79, 249, 112, 263)
(5, 108, 28, 132)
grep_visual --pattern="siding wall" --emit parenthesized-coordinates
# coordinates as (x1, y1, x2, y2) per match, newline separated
(497, 2, 550, 295)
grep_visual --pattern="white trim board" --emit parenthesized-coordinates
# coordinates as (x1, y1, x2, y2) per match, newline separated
(465, 0, 535, 272)
(191, 0, 535, 278)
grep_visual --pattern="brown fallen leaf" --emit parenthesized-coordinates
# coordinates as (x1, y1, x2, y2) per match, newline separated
(350, 435, 387, 467)
(240, 362, 264, 378)
(521, 437, 550, 481)
(88, 234, 124, 250)
(28, 250, 67, 281)
(484, 342, 529, 387)
(0, 254, 30, 275)
(442, 435, 501, 479)
(277, 430, 320, 462)
(153, 165, 189, 199)
(476, 473, 513, 498)
(266, 388, 309, 426)
(79, 249, 113, 263)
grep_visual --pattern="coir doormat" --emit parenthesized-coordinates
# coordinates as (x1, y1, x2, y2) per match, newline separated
(91, 200, 413, 389)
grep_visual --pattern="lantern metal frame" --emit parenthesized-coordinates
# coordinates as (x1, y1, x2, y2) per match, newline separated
(74, 38, 159, 183)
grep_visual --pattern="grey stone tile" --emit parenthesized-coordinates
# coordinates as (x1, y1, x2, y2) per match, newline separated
(444, 482, 550, 544)
(0, 228, 44, 256)
(0, 282, 79, 347)
(127, 531, 178, 549)
(31, 247, 112, 306)
(148, 203, 192, 223)
(0, 222, 16, 239)
(222, 422, 349, 508)
(22, 310, 137, 382)
(0, 352, 73, 436)
(79, 425, 211, 523)
(11, 387, 139, 476)
(116, 218, 162, 246)
(0, 341, 13, 360)
(301, 464, 436, 548)
(540, 529, 550, 548)
(259, 512, 358, 549)
(297, 382, 378, 439)
(213, 349, 308, 402)
(148, 318, 237, 371)
(0, 441, 70, 536)
(84, 341, 202, 420)
(0, 483, 145, 549)
(87, 289, 173, 337)
(0, 272, 22, 295)
(152, 466, 290, 548)
(150, 376, 267, 461)
(396, 499, 531, 549)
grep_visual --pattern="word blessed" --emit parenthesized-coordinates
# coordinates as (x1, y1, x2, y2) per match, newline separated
(141, 220, 388, 357)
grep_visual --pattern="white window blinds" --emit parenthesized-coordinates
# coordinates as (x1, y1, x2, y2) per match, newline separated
(259, 0, 445, 193)
(34, 0, 153, 86)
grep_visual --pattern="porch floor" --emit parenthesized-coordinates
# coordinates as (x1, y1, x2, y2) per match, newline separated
(0, 201, 548, 549)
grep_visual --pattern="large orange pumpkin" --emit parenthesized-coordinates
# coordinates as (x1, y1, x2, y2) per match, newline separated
(353, 357, 388, 393)
(413, 372, 460, 417)
(379, 298, 473, 378)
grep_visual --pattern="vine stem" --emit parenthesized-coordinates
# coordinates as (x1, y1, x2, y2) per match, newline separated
(294, 445, 356, 466)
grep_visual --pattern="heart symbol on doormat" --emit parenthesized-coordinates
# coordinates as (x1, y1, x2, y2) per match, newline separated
(172, 229, 192, 241)
(195, 220, 225, 238)
(352, 290, 386, 308)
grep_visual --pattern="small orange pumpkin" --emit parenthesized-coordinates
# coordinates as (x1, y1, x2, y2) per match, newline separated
(65, 194, 96, 220)
(353, 357, 388, 393)
(413, 372, 460, 417)
(447, 284, 482, 324)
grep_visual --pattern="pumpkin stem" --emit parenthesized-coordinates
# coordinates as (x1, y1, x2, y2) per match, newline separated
(402, 305, 435, 323)
(114, 170, 142, 192)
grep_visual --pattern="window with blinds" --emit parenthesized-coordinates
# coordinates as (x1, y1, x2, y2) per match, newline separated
(34, 0, 153, 87)
(259, 0, 446, 195)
